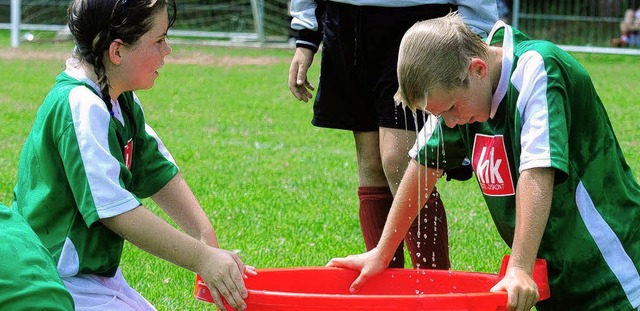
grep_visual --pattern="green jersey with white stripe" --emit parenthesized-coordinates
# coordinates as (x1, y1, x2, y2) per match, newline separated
(13, 60, 179, 278)
(0, 204, 74, 310)
(412, 22, 640, 309)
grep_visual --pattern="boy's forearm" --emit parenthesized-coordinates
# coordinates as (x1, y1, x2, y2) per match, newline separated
(509, 168, 554, 274)
(377, 160, 442, 262)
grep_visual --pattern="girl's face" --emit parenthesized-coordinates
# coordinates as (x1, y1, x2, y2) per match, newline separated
(117, 7, 171, 92)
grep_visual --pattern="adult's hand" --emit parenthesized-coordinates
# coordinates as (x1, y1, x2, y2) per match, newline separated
(288, 47, 315, 102)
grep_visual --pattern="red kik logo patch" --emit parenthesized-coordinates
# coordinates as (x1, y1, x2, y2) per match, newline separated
(123, 138, 133, 170)
(472, 134, 515, 196)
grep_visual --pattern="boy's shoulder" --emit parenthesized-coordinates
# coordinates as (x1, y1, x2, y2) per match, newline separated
(515, 39, 559, 54)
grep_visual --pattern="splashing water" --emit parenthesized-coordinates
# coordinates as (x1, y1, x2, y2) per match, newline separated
(411, 109, 448, 269)
(412, 111, 423, 238)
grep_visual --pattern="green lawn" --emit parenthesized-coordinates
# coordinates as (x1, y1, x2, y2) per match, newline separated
(1, 32, 639, 310)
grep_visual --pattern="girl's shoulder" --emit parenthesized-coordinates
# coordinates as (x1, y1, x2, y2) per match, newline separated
(42, 73, 111, 122)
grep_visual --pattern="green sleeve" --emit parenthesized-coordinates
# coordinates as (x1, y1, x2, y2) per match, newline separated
(417, 118, 469, 171)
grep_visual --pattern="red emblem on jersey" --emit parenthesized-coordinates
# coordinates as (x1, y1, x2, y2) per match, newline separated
(471, 134, 515, 196)
(123, 138, 133, 170)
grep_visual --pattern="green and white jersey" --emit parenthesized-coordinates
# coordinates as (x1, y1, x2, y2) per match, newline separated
(12, 58, 179, 278)
(411, 22, 640, 310)
(0, 204, 74, 310)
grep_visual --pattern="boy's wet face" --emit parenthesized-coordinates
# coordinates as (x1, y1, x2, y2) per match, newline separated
(424, 85, 491, 128)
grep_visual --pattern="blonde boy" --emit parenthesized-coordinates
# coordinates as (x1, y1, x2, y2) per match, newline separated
(329, 12, 640, 311)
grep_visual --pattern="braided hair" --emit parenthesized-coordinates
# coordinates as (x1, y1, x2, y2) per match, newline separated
(67, 0, 176, 113)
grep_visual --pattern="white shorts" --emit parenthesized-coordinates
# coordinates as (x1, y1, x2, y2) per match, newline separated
(62, 268, 156, 311)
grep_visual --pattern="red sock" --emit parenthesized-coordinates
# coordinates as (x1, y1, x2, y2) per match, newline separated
(405, 187, 450, 270)
(358, 186, 405, 268)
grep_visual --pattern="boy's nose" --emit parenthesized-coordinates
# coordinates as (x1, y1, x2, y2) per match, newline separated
(443, 115, 458, 128)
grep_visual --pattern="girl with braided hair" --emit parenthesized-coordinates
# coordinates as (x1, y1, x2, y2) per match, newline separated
(12, 1, 255, 310)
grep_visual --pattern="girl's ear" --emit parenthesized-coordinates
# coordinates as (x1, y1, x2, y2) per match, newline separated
(468, 58, 488, 79)
(108, 39, 125, 65)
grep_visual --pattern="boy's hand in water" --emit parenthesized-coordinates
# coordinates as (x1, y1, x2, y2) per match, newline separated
(490, 267, 539, 311)
(326, 249, 388, 294)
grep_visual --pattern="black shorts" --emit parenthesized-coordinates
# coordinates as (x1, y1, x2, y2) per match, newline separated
(312, 2, 455, 132)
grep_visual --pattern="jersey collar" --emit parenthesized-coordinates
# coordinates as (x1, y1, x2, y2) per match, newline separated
(64, 57, 102, 96)
(485, 20, 514, 119)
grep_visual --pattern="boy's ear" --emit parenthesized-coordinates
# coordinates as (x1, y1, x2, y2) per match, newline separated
(468, 58, 488, 79)
(108, 39, 125, 65)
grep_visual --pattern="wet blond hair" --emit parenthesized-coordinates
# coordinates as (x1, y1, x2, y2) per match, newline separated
(395, 12, 489, 111)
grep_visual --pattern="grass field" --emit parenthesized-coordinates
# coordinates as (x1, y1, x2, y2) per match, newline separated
(1, 32, 639, 310)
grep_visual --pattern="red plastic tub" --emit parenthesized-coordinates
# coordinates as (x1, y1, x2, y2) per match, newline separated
(195, 255, 550, 311)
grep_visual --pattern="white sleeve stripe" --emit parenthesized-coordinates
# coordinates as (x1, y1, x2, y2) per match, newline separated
(512, 51, 553, 173)
(295, 39, 319, 49)
(144, 124, 176, 166)
(68, 87, 138, 218)
(96, 197, 141, 219)
(131, 93, 176, 166)
(409, 114, 439, 160)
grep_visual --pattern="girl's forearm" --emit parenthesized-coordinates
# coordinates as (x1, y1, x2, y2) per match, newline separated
(151, 172, 218, 247)
(100, 205, 208, 273)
